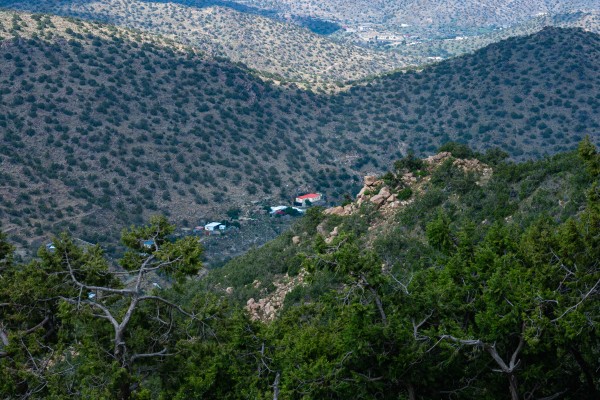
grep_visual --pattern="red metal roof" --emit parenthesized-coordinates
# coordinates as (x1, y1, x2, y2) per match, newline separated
(296, 193, 320, 200)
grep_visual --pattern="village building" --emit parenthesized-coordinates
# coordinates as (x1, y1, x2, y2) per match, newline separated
(204, 222, 226, 232)
(270, 205, 305, 215)
(294, 193, 323, 206)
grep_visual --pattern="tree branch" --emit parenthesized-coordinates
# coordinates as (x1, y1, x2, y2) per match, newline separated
(138, 295, 195, 319)
(412, 310, 434, 341)
(60, 297, 119, 331)
(130, 348, 173, 364)
(360, 273, 387, 325)
(63, 253, 135, 295)
(551, 277, 600, 322)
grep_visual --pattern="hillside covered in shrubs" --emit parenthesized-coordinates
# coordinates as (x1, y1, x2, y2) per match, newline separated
(1, 140, 599, 399)
(0, 11, 598, 257)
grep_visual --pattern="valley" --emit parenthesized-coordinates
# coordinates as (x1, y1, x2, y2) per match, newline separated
(0, 2, 599, 399)
(0, 10, 599, 259)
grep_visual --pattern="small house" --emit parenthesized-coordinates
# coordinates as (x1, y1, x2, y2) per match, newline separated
(295, 193, 322, 206)
(205, 222, 225, 232)
(269, 205, 289, 214)
(270, 206, 306, 216)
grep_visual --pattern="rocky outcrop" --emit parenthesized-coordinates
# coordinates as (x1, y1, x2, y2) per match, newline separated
(424, 151, 452, 167)
(324, 152, 492, 218)
(453, 158, 493, 185)
(246, 269, 308, 322)
(324, 174, 411, 217)
(424, 151, 493, 184)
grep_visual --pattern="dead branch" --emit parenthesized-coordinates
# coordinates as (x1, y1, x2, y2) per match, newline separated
(551, 277, 600, 322)
(130, 348, 173, 364)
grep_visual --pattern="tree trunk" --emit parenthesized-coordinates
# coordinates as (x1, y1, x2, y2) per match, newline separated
(273, 372, 280, 400)
(508, 374, 520, 400)
(118, 376, 131, 400)
(407, 383, 416, 400)
(569, 345, 598, 397)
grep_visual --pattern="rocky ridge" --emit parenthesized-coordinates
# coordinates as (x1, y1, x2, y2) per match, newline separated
(324, 152, 493, 218)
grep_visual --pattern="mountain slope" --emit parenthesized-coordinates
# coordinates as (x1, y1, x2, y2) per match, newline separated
(2, 144, 598, 399)
(341, 26, 600, 157)
(196, 144, 600, 399)
(0, 12, 598, 256)
(0, 0, 411, 85)
(0, 12, 354, 252)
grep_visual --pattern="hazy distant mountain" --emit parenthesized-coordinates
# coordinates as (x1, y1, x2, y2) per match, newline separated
(384, 11, 600, 59)
(238, 0, 598, 27)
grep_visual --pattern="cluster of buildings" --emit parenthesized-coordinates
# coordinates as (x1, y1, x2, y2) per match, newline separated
(192, 222, 229, 235)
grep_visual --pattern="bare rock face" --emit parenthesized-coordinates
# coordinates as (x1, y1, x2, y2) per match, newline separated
(402, 172, 417, 185)
(425, 151, 452, 167)
(324, 153, 493, 218)
(245, 269, 308, 322)
(324, 206, 345, 216)
(452, 158, 493, 184)
(324, 226, 340, 244)
(316, 221, 328, 236)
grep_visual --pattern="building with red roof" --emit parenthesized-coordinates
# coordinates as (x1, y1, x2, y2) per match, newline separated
(295, 193, 322, 206)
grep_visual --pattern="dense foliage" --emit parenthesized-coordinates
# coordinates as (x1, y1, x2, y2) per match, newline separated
(2, 142, 598, 399)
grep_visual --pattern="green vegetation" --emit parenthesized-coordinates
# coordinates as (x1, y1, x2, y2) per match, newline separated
(1, 143, 599, 399)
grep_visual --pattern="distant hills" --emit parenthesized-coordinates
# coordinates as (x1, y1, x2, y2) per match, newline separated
(238, 0, 598, 27)
(2, 0, 599, 81)
(0, 0, 411, 86)
(370, 11, 600, 60)
(0, 11, 598, 255)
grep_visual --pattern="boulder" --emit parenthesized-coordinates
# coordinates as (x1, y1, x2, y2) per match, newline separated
(225, 287, 234, 295)
(316, 221, 328, 235)
(370, 194, 387, 206)
(378, 186, 391, 198)
(364, 175, 377, 186)
(324, 206, 345, 216)
(292, 236, 301, 245)
(425, 151, 452, 166)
